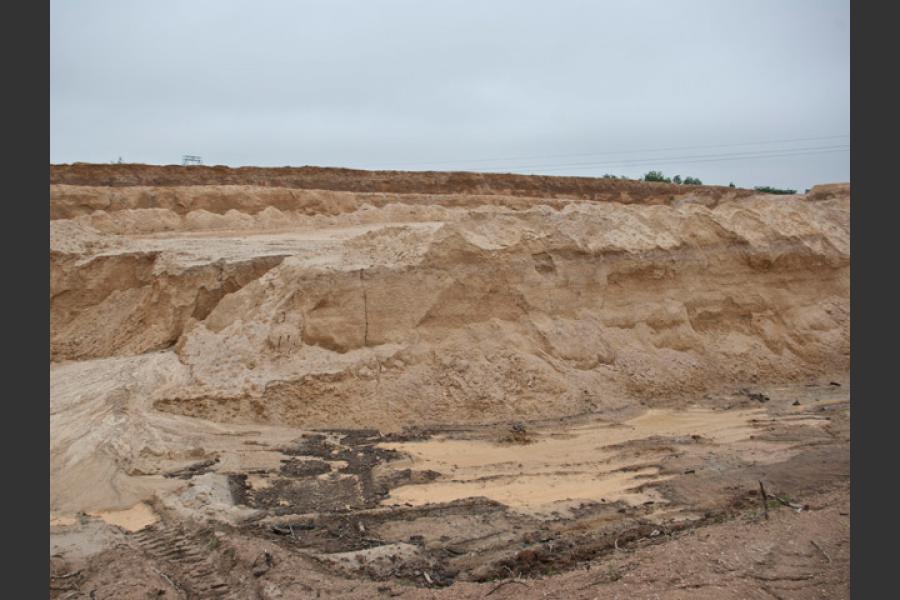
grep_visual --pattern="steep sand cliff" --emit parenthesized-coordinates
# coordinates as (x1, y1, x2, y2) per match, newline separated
(51, 172, 849, 432)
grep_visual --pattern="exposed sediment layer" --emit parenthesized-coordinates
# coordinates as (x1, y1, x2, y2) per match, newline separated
(50, 169, 849, 430)
(51, 163, 756, 203)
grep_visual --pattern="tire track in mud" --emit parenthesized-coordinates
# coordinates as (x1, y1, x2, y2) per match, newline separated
(219, 391, 849, 588)
(132, 524, 235, 599)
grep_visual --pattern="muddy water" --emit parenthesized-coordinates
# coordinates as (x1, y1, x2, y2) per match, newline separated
(50, 502, 160, 532)
(380, 408, 767, 516)
(50, 513, 78, 527)
(88, 502, 159, 532)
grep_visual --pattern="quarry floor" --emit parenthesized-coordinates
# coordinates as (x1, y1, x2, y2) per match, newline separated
(50, 379, 850, 599)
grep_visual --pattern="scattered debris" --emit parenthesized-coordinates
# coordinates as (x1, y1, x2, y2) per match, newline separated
(504, 422, 532, 444)
(164, 457, 220, 479)
(252, 551, 274, 577)
(739, 388, 771, 403)
(811, 540, 832, 563)
(774, 495, 807, 512)
(758, 481, 769, 520)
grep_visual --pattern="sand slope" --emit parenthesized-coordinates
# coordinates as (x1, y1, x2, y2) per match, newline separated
(51, 176, 849, 431)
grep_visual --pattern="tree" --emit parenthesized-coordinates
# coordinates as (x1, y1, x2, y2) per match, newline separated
(683, 176, 702, 185)
(644, 170, 671, 183)
(673, 175, 682, 184)
(729, 182, 735, 188)
(754, 186, 796, 195)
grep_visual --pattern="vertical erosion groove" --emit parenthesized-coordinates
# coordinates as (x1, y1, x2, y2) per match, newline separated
(360, 268, 369, 347)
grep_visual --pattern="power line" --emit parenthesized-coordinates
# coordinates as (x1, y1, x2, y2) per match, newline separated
(511, 146, 850, 175)
(360, 134, 849, 170)
(462, 144, 849, 173)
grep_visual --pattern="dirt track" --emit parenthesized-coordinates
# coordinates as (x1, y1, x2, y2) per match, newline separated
(49, 165, 850, 599)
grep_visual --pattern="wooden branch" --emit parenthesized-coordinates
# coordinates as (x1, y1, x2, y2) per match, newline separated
(758, 480, 769, 520)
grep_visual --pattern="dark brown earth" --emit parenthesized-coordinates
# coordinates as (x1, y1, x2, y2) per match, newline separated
(50, 163, 754, 203)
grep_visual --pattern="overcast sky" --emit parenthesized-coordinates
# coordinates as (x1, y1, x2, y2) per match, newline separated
(51, 0, 849, 189)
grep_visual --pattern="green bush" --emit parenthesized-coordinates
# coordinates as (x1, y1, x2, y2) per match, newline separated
(754, 186, 797, 195)
(641, 171, 704, 185)
(643, 170, 671, 183)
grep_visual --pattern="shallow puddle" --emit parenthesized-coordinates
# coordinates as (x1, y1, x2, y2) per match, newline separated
(88, 502, 159, 532)
(50, 513, 78, 527)
(380, 408, 767, 516)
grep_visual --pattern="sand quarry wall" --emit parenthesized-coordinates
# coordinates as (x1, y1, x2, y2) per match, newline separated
(50, 166, 850, 430)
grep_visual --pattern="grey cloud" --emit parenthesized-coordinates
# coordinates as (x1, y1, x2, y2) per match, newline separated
(51, 0, 849, 189)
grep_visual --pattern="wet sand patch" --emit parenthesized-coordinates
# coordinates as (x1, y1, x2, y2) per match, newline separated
(379, 408, 770, 515)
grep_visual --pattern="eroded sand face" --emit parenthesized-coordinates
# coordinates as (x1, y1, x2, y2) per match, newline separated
(48, 174, 850, 521)
(52, 179, 850, 436)
(47, 167, 850, 597)
(380, 408, 810, 516)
